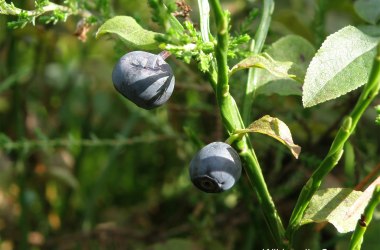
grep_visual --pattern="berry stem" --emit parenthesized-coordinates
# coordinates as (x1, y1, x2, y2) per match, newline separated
(150, 50, 171, 69)
(158, 50, 171, 60)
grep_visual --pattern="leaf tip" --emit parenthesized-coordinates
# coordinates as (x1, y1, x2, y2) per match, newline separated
(292, 145, 301, 159)
(302, 93, 316, 108)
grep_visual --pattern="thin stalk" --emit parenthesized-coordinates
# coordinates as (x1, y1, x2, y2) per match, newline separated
(208, 0, 287, 247)
(286, 43, 380, 243)
(0, 134, 178, 150)
(197, 0, 218, 85)
(197, 0, 211, 42)
(349, 186, 380, 250)
(242, 0, 274, 124)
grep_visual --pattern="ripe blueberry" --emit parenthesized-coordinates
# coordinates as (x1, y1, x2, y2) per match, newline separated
(189, 142, 242, 193)
(112, 51, 175, 109)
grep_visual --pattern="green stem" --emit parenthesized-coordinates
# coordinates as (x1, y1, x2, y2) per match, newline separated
(0, 1, 91, 18)
(0, 134, 178, 151)
(209, 0, 287, 247)
(238, 139, 287, 247)
(349, 185, 380, 250)
(197, 0, 211, 42)
(242, 0, 274, 124)
(286, 43, 380, 243)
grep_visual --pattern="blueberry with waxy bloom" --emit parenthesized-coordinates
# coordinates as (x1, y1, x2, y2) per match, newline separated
(112, 51, 175, 109)
(189, 142, 242, 193)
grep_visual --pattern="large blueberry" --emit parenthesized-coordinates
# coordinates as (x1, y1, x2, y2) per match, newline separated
(112, 51, 175, 109)
(189, 142, 242, 193)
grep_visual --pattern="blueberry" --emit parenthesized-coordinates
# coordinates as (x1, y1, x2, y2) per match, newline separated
(112, 51, 175, 109)
(189, 142, 242, 193)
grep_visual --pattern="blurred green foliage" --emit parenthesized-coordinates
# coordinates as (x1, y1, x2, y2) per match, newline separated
(0, 0, 379, 249)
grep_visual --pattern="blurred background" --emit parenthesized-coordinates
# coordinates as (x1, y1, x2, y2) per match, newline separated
(0, 0, 379, 249)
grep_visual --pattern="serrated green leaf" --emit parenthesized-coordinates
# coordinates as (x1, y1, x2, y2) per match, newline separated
(230, 53, 294, 79)
(244, 115, 301, 159)
(354, 0, 380, 25)
(302, 26, 380, 108)
(301, 188, 363, 233)
(256, 35, 316, 96)
(302, 177, 380, 233)
(96, 16, 162, 50)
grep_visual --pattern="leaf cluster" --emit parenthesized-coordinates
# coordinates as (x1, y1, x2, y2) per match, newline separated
(0, 0, 110, 29)
(148, 0, 177, 29)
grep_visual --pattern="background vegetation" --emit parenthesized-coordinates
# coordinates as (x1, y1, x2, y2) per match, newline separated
(0, 0, 379, 249)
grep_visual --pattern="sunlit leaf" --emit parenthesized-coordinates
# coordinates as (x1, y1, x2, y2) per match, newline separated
(301, 177, 380, 233)
(302, 26, 380, 107)
(96, 16, 162, 50)
(229, 53, 294, 78)
(301, 188, 362, 233)
(245, 115, 301, 159)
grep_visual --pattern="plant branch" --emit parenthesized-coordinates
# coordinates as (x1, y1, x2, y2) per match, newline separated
(0, 134, 179, 151)
(0, 1, 90, 18)
(0, 0, 92, 28)
(349, 185, 380, 250)
(208, 0, 287, 247)
(286, 43, 380, 242)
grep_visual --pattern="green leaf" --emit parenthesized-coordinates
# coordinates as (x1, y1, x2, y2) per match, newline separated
(301, 188, 363, 233)
(354, 0, 380, 25)
(96, 16, 162, 50)
(302, 178, 380, 233)
(255, 35, 316, 96)
(302, 26, 380, 108)
(167, 13, 184, 33)
(230, 53, 294, 78)
(241, 115, 301, 159)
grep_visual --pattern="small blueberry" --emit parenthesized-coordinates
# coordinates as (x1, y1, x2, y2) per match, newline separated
(189, 142, 242, 193)
(112, 51, 175, 109)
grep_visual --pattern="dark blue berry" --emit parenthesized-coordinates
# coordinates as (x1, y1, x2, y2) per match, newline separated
(189, 142, 242, 193)
(112, 51, 175, 109)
